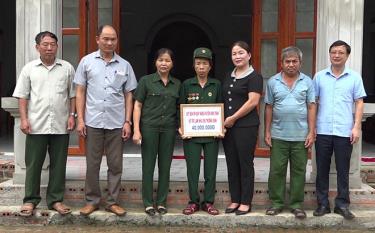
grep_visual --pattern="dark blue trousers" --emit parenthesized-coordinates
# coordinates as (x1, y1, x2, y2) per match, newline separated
(315, 134, 353, 208)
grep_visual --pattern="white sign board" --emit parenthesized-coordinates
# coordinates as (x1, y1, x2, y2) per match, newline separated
(180, 104, 224, 137)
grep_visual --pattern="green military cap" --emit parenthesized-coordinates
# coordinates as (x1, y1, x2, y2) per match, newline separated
(193, 47, 212, 60)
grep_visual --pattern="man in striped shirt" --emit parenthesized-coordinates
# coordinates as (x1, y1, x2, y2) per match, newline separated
(264, 46, 316, 219)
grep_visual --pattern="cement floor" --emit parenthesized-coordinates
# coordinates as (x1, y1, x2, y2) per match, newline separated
(1, 206, 375, 230)
(64, 155, 313, 183)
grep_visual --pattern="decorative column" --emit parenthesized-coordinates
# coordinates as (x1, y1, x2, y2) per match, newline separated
(311, 0, 365, 188)
(1, 0, 62, 185)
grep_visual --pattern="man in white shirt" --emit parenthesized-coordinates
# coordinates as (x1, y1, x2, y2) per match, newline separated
(13, 31, 76, 217)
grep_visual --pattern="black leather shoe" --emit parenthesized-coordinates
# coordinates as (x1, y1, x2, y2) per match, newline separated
(334, 207, 355, 220)
(313, 206, 331, 216)
(235, 206, 251, 216)
(235, 209, 251, 215)
(225, 205, 239, 214)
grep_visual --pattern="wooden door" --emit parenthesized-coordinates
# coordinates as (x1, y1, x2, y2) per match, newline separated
(62, 0, 120, 155)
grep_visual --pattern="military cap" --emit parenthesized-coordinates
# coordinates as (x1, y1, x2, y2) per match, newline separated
(193, 47, 212, 60)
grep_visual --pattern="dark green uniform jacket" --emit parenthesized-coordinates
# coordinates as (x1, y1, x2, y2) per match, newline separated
(179, 76, 222, 142)
(135, 72, 181, 130)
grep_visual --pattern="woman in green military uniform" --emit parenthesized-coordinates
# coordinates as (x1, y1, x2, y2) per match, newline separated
(133, 48, 181, 216)
(179, 48, 222, 215)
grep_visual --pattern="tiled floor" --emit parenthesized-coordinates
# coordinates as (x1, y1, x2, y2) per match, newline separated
(0, 135, 373, 182)
(362, 141, 375, 157)
(65, 155, 309, 183)
(2, 135, 375, 156)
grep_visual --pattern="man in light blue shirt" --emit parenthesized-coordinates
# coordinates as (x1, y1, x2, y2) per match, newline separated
(74, 25, 137, 216)
(264, 46, 316, 219)
(313, 40, 366, 220)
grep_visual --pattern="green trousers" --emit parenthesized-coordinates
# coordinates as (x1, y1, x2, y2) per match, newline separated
(183, 140, 218, 204)
(141, 127, 175, 207)
(23, 134, 69, 209)
(268, 139, 308, 209)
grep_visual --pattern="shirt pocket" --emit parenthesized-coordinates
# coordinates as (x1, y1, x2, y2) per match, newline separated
(111, 73, 128, 91)
(147, 92, 162, 101)
(145, 92, 162, 107)
(168, 92, 180, 99)
(206, 90, 217, 103)
(56, 78, 68, 94)
(336, 84, 353, 103)
(166, 93, 179, 106)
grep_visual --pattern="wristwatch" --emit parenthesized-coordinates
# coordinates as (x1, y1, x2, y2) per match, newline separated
(70, 112, 77, 118)
(125, 120, 132, 126)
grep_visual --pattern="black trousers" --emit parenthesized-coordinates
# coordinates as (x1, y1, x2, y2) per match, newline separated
(315, 134, 353, 208)
(223, 126, 258, 205)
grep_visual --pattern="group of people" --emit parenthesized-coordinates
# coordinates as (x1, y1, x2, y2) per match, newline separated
(13, 24, 365, 221)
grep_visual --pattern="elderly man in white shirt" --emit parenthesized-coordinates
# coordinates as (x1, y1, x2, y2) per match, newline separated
(13, 31, 76, 217)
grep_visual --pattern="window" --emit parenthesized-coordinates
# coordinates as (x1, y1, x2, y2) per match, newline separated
(252, 0, 317, 156)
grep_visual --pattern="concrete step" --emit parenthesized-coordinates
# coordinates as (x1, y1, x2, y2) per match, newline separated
(0, 157, 14, 182)
(1, 206, 375, 230)
(1, 180, 375, 210)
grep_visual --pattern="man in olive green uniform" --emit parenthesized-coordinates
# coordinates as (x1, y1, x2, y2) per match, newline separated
(179, 48, 222, 215)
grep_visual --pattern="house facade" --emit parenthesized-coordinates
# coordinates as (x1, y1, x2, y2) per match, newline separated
(1, 0, 374, 186)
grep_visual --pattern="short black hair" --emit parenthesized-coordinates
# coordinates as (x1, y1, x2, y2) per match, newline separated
(329, 40, 351, 54)
(97, 25, 118, 37)
(35, 31, 58, 45)
(154, 48, 175, 64)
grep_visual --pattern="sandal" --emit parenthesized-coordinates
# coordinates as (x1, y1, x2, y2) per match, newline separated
(291, 208, 306, 219)
(265, 207, 282, 216)
(182, 203, 199, 215)
(145, 207, 156, 216)
(20, 203, 35, 217)
(52, 202, 72, 215)
(202, 203, 219, 215)
(157, 206, 168, 215)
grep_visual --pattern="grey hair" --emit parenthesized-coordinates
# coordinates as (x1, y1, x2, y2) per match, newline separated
(281, 46, 303, 62)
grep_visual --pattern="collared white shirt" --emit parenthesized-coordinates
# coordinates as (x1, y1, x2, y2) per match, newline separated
(13, 58, 76, 134)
